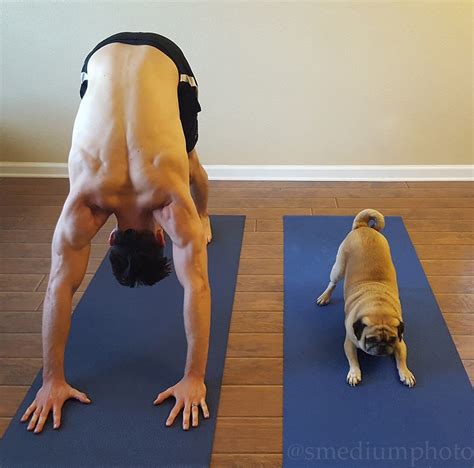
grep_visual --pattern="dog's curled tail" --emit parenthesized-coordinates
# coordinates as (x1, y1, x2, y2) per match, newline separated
(352, 209, 385, 232)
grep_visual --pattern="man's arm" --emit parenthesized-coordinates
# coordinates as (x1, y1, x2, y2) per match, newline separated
(153, 187, 211, 430)
(21, 196, 108, 433)
(173, 223, 211, 379)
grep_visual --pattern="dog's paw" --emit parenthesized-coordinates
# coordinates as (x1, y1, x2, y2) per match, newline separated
(399, 368, 416, 388)
(316, 292, 331, 306)
(346, 368, 362, 386)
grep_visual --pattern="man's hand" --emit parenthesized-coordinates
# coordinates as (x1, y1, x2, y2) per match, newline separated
(20, 379, 91, 433)
(154, 375, 209, 430)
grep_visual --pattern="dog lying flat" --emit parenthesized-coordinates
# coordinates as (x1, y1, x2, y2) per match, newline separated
(316, 209, 416, 388)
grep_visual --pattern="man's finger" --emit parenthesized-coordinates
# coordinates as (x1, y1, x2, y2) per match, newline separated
(154, 388, 172, 405)
(165, 402, 183, 427)
(34, 407, 50, 434)
(191, 404, 199, 427)
(27, 408, 41, 431)
(182, 404, 191, 431)
(21, 402, 36, 422)
(72, 390, 91, 404)
(200, 399, 210, 419)
(53, 405, 62, 429)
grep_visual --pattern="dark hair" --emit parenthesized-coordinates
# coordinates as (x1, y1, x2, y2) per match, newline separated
(109, 229, 172, 287)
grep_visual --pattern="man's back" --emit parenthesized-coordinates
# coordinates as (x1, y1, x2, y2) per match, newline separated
(69, 42, 189, 212)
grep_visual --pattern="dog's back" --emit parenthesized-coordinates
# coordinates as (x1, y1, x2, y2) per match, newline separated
(343, 209, 398, 289)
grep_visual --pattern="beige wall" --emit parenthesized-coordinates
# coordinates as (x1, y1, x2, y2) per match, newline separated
(0, 1, 472, 166)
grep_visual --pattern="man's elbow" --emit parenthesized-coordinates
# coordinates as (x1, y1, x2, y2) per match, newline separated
(187, 278, 210, 296)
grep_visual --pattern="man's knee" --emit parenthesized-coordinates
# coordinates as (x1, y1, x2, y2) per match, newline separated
(188, 150, 207, 184)
(188, 150, 198, 184)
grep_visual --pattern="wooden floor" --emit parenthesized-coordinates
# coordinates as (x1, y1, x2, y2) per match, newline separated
(0, 178, 473, 467)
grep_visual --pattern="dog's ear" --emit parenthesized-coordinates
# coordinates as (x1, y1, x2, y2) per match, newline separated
(353, 319, 366, 341)
(397, 321, 405, 342)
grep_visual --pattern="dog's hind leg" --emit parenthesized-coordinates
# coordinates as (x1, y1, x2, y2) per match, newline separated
(316, 241, 347, 306)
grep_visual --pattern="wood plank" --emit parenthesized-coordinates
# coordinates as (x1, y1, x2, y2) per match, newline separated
(452, 336, 474, 360)
(0, 333, 42, 358)
(213, 417, 281, 453)
(409, 232, 473, 245)
(0, 229, 55, 243)
(415, 245, 473, 260)
(236, 275, 283, 292)
(209, 187, 473, 199)
(0, 358, 42, 385)
(233, 292, 282, 311)
(209, 198, 336, 208)
(0, 206, 62, 217)
(227, 333, 282, 358)
(0, 386, 28, 417)
(405, 220, 473, 232)
(238, 259, 283, 275)
(0, 177, 69, 187)
(463, 360, 474, 385)
(211, 454, 281, 468)
(0, 258, 102, 275)
(0, 417, 12, 438)
(209, 181, 407, 188)
(0, 312, 42, 333)
(0, 229, 110, 244)
(0, 184, 69, 195)
(427, 276, 473, 294)
(219, 386, 282, 417)
(0, 293, 44, 311)
(421, 260, 473, 276)
(0, 217, 59, 229)
(435, 294, 474, 313)
(337, 197, 474, 208)
(0, 194, 67, 206)
(222, 358, 282, 385)
(245, 219, 256, 232)
(0, 274, 44, 292)
(230, 312, 282, 333)
(243, 232, 283, 245)
(406, 182, 474, 189)
(444, 314, 474, 335)
(0, 243, 109, 259)
(257, 219, 283, 232)
(241, 245, 282, 259)
(210, 208, 311, 218)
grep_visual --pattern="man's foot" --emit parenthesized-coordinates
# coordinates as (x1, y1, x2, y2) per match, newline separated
(200, 215, 212, 244)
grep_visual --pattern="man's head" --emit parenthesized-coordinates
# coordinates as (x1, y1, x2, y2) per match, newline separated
(108, 228, 171, 287)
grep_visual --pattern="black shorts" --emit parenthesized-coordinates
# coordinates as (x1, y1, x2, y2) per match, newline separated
(80, 32, 201, 153)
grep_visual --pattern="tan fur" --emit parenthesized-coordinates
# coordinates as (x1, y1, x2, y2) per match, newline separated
(316, 209, 416, 387)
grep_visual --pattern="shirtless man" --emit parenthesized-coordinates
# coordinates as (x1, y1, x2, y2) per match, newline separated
(20, 32, 212, 433)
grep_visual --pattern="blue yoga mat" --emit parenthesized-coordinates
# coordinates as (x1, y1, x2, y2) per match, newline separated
(284, 216, 473, 468)
(1, 215, 245, 468)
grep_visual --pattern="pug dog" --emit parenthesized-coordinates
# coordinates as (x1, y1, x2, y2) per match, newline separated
(316, 209, 416, 388)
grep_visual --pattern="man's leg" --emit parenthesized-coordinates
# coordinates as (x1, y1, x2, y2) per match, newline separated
(189, 149, 212, 243)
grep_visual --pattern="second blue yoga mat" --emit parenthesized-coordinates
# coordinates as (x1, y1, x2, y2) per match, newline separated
(284, 216, 473, 467)
(0, 215, 245, 468)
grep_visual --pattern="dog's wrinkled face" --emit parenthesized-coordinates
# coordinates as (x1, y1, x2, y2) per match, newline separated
(353, 317, 404, 356)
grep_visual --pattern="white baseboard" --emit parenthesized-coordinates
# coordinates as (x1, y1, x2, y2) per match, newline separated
(0, 162, 473, 181)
